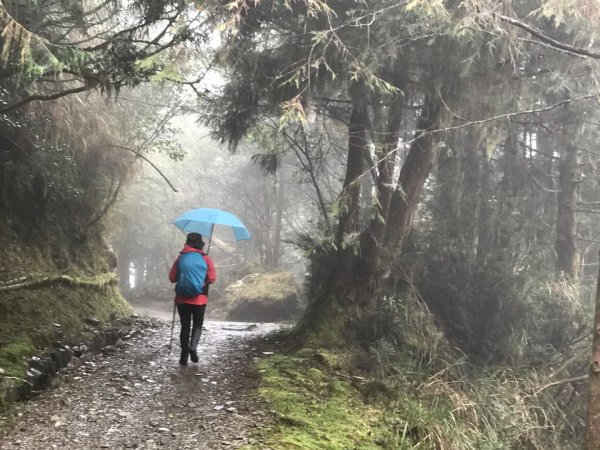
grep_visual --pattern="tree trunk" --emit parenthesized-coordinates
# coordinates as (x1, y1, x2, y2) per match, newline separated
(459, 135, 481, 265)
(496, 125, 524, 250)
(383, 95, 441, 255)
(555, 142, 579, 278)
(585, 252, 600, 450)
(476, 148, 493, 263)
(336, 82, 369, 245)
(355, 93, 404, 305)
(272, 170, 284, 269)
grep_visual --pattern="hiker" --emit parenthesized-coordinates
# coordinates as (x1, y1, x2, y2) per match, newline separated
(169, 232, 216, 365)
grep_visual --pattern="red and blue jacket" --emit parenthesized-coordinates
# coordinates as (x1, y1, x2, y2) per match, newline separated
(169, 245, 216, 305)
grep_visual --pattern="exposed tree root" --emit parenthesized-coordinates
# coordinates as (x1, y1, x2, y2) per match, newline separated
(0, 273, 118, 292)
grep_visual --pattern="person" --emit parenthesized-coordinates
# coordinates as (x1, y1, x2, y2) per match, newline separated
(168, 232, 216, 365)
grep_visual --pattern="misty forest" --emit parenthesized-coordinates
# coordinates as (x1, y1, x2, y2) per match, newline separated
(4, 0, 600, 449)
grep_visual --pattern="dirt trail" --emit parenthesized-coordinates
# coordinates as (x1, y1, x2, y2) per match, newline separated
(0, 318, 283, 450)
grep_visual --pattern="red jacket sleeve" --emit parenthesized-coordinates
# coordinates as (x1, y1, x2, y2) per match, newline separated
(204, 255, 216, 285)
(168, 257, 179, 283)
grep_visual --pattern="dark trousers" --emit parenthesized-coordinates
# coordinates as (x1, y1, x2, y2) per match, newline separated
(177, 303, 206, 354)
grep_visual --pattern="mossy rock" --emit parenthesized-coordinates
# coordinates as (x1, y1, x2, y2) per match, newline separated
(223, 272, 302, 322)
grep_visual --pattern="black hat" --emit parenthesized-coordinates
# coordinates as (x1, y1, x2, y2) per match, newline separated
(186, 232, 205, 250)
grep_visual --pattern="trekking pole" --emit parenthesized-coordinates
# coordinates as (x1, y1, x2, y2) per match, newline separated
(168, 303, 176, 352)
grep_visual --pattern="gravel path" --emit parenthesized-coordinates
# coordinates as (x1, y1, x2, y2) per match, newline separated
(0, 320, 282, 450)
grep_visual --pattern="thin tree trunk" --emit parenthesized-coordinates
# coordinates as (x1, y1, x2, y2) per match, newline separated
(336, 82, 369, 245)
(555, 142, 579, 278)
(460, 136, 480, 265)
(476, 148, 493, 263)
(496, 124, 523, 251)
(585, 251, 600, 450)
(272, 170, 284, 269)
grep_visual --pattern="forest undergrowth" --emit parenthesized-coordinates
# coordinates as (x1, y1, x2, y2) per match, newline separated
(253, 278, 589, 450)
(0, 226, 132, 407)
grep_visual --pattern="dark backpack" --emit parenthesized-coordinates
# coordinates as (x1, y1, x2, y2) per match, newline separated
(175, 252, 207, 297)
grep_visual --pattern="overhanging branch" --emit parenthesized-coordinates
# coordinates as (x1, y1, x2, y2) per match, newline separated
(108, 145, 179, 192)
(0, 84, 88, 114)
(496, 13, 600, 60)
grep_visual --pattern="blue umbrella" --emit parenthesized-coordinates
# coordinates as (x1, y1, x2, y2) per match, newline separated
(168, 208, 251, 350)
(171, 207, 251, 252)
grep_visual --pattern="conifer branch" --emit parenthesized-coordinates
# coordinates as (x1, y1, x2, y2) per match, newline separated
(0, 85, 88, 113)
(496, 13, 600, 60)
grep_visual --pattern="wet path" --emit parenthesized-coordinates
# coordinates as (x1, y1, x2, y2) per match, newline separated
(0, 320, 282, 449)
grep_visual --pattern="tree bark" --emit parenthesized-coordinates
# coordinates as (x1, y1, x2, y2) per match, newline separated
(585, 251, 600, 450)
(383, 95, 441, 254)
(476, 148, 493, 263)
(336, 82, 369, 245)
(356, 92, 405, 304)
(272, 170, 284, 269)
(459, 134, 481, 265)
(555, 142, 579, 278)
(496, 124, 524, 250)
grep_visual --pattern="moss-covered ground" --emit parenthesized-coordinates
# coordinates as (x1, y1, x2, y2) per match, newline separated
(248, 348, 389, 450)
(248, 344, 560, 449)
(0, 224, 132, 401)
(0, 285, 131, 380)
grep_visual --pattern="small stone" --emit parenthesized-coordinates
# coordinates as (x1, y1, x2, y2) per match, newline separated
(27, 368, 42, 378)
(157, 427, 170, 433)
(68, 357, 82, 371)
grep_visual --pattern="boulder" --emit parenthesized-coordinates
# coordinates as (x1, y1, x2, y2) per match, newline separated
(223, 272, 302, 322)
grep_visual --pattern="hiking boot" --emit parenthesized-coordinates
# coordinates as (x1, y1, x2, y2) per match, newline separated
(179, 351, 188, 366)
(189, 327, 202, 363)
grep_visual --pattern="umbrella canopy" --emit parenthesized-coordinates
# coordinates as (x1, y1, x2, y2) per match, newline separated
(171, 208, 251, 241)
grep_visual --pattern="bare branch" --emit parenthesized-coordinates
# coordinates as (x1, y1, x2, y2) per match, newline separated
(108, 145, 179, 192)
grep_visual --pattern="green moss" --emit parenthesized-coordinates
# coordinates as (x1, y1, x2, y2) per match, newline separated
(225, 272, 298, 304)
(0, 285, 131, 384)
(249, 352, 384, 450)
(0, 338, 35, 378)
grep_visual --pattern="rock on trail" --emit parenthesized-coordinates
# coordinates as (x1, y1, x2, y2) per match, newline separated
(0, 320, 283, 449)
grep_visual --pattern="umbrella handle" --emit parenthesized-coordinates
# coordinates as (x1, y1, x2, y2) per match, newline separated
(206, 223, 215, 254)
